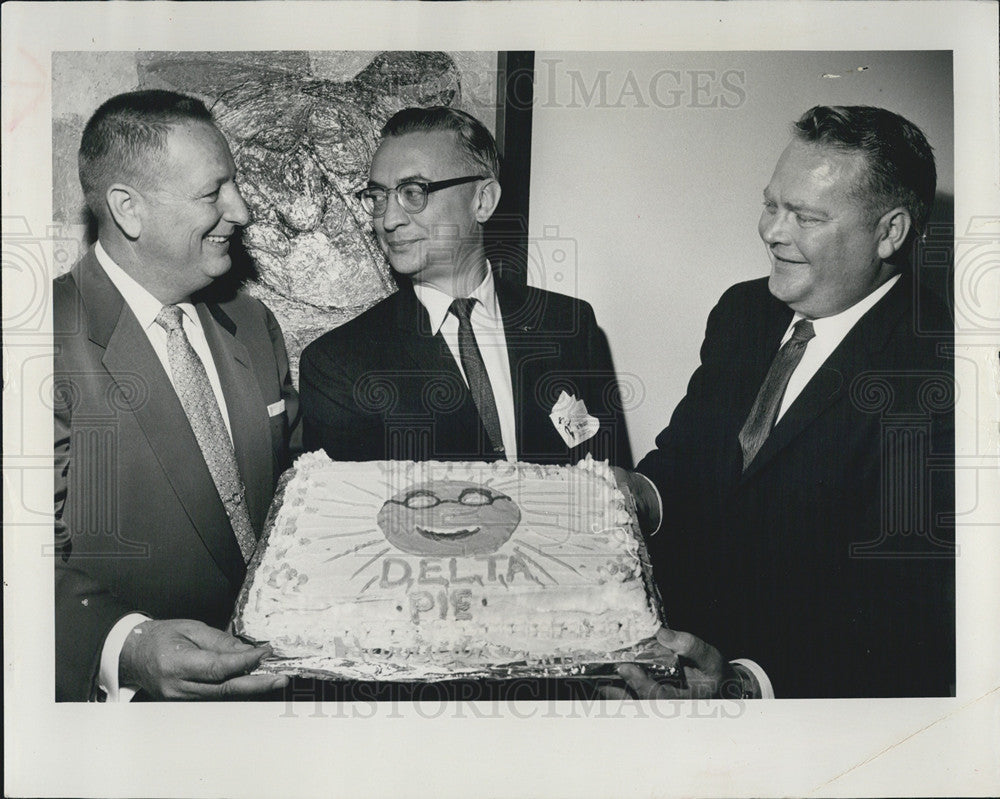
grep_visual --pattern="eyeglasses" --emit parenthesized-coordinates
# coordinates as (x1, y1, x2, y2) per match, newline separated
(354, 175, 486, 217)
(389, 487, 511, 510)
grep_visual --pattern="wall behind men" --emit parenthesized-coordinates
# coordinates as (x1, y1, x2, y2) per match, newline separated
(50, 50, 499, 385)
(527, 51, 954, 459)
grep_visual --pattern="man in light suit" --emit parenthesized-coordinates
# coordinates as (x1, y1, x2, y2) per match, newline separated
(613, 106, 954, 699)
(54, 90, 298, 700)
(300, 106, 631, 469)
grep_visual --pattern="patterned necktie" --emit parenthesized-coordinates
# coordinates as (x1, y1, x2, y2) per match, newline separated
(449, 297, 505, 455)
(154, 305, 257, 563)
(738, 318, 816, 472)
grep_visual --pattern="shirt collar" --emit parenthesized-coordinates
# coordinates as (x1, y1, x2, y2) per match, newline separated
(412, 263, 499, 335)
(94, 241, 202, 332)
(787, 273, 901, 340)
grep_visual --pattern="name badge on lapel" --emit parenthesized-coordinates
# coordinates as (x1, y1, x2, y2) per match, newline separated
(550, 390, 599, 448)
(267, 399, 286, 417)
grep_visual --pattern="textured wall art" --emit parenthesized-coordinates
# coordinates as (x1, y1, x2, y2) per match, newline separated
(52, 51, 500, 381)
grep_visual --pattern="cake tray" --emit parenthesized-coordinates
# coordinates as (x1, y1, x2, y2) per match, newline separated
(231, 461, 674, 684)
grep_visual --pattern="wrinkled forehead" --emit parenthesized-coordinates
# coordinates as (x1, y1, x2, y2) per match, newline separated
(768, 139, 870, 203)
(164, 120, 234, 163)
(369, 129, 471, 183)
(145, 120, 235, 187)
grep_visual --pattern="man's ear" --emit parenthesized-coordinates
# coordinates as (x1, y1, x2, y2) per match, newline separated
(106, 184, 143, 240)
(876, 206, 912, 260)
(473, 178, 502, 224)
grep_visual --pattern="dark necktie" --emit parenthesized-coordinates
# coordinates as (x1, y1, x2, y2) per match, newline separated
(155, 305, 257, 563)
(738, 318, 816, 471)
(449, 297, 505, 455)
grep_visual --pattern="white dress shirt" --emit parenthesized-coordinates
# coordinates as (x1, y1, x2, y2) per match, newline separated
(775, 274, 900, 422)
(93, 242, 233, 701)
(412, 267, 519, 461)
(95, 242, 233, 439)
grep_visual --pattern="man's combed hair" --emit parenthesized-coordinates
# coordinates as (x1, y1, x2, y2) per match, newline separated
(793, 105, 937, 237)
(381, 106, 500, 180)
(78, 90, 214, 215)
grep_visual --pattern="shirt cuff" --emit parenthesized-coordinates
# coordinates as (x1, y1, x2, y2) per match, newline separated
(98, 613, 149, 703)
(633, 472, 664, 536)
(730, 658, 775, 699)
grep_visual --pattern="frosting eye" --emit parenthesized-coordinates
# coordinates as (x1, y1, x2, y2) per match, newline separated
(458, 488, 493, 506)
(403, 490, 439, 509)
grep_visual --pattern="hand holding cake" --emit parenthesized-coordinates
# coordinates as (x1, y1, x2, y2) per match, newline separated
(602, 627, 759, 700)
(118, 619, 288, 700)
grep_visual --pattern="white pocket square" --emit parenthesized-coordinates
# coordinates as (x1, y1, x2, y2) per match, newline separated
(549, 390, 599, 447)
(267, 399, 286, 417)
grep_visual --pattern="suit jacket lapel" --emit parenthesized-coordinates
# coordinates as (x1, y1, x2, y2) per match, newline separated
(200, 302, 272, 534)
(741, 277, 911, 482)
(389, 283, 460, 376)
(76, 254, 246, 587)
(721, 297, 793, 483)
(495, 279, 564, 457)
(496, 278, 532, 444)
(390, 283, 486, 449)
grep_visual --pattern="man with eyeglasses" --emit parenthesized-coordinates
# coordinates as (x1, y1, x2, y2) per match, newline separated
(300, 106, 631, 469)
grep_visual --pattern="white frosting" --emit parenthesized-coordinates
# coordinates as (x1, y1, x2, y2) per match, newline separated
(238, 453, 661, 674)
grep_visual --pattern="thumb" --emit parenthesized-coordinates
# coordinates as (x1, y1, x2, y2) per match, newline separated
(658, 629, 726, 677)
(184, 622, 260, 654)
(655, 627, 680, 648)
(597, 685, 631, 701)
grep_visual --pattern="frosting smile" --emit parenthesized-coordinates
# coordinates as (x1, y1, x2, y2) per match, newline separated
(416, 526, 481, 541)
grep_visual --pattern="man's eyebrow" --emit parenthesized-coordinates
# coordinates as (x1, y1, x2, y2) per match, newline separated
(785, 200, 827, 215)
(194, 175, 227, 194)
(761, 191, 827, 216)
(367, 173, 432, 187)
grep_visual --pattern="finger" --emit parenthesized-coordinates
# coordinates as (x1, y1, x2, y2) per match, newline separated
(176, 673, 289, 700)
(172, 646, 272, 683)
(616, 664, 678, 700)
(597, 685, 631, 701)
(181, 623, 261, 653)
(216, 672, 289, 699)
(657, 629, 725, 677)
(215, 634, 265, 654)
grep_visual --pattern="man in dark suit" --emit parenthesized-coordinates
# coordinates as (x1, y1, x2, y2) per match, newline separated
(54, 90, 297, 700)
(300, 106, 631, 469)
(613, 106, 954, 699)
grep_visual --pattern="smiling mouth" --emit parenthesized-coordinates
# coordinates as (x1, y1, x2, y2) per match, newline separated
(772, 253, 806, 264)
(205, 234, 231, 245)
(415, 526, 481, 541)
(387, 239, 422, 250)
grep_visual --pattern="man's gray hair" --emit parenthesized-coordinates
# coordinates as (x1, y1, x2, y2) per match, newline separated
(381, 106, 500, 180)
(793, 105, 936, 238)
(79, 90, 215, 215)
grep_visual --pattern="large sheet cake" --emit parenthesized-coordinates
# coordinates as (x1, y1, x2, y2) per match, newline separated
(233, 452, 664, 681)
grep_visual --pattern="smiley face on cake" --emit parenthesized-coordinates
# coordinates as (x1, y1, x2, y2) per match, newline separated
(377, 480, 522, 556)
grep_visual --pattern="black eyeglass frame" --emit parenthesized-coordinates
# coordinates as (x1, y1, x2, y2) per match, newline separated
(354, 175, 487, 217)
